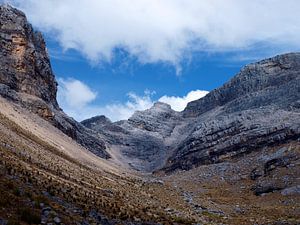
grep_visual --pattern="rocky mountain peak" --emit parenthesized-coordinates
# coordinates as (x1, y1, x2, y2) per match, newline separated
(151, 101, 172, 111)
(129, 101, 173, 121)
(184, 52, 300, 117)
(128, 101, 178, 133)
(81, 115, 112, 129)
(0, 4, 58, 109)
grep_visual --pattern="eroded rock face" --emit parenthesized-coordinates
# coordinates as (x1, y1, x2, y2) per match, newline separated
(0, 4, 58, 108)
(183, 53, 300, 117)
(0, 5, 109, 159)
(82, 102, 182, 171)
(163, 53, 300, 172)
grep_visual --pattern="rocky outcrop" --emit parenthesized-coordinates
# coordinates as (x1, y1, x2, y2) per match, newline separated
(249, 146, 299, 196)
(82, 102, 182, 171)
(0, 4, 109, 159)
(163, 53, 300, 172)
(183, 53, 300, 117)
(0, 4, 58, 108)
(83, 53, 300, 172)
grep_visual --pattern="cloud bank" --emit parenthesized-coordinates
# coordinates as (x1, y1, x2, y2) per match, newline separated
(58, 78, 97, 108)
(159, 90, 208, 111)
(8, 0, 300, 70)
(57, 78, 207, 121)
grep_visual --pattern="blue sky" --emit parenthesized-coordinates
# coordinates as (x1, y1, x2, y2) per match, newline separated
(4, 0, 300, 121)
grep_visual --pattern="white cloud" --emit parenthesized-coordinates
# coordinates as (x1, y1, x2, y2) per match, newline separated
(8, 0, 300, 71)
(57, 78, 208, 121)
(98, 92, 155, 121)
(58, 78, 97, 108)
(159, 90, 208, 111)
(57, 78, 155, 121)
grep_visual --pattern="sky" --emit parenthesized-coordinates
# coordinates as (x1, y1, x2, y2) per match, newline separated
(4, 0, 300, 121)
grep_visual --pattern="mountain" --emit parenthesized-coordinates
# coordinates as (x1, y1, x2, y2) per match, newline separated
(83, 102, 183, 171)
(0, 4, 109, 159)
(83, 54, 300, 173)
(164, 53, 300, 171)
(0, 4, 299, 225)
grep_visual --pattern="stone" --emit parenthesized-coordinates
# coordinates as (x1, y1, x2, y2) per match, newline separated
(251, 184, 284, 196)
(281, 185, 300, 196)
(42, 207, 52, 213)
(250, 168, 263, 180)
(0, 218, 8, 225)
(53, 217, 61, 224)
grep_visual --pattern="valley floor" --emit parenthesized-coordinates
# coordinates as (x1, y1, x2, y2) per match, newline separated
(0, 97, 299, 225)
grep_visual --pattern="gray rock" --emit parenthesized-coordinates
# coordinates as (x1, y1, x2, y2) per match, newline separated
(42, 207, 52, 213)
(251, 184, 285, 196)
(53, 217, 61, 224)
(281, 185, 300, 196)
(162, 53, 300, 172)
(0, 4, 109, 159)
(0, 218, 7, 225)
(250, 168, 263, 180)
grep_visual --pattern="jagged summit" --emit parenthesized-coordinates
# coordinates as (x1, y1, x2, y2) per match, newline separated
(151, 101, 172, 110)
(82, 115, 112, 127)
(1, 3, 26, 20)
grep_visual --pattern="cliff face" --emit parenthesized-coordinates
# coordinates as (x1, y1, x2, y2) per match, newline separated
(183, 53, 300, 117)
(0, 4, 58, 108)
(0, 5, 109, 159)
(165, 53, 300, 172)
(82, 102, 182, 171)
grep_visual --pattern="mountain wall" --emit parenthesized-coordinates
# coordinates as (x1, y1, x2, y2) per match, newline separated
(0, 4, 109, 159)
(165, 53, 300, 171)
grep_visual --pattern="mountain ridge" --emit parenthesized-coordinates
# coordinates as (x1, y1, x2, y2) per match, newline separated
(82, 53, 300, 172)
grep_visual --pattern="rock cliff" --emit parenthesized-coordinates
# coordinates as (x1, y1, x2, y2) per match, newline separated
(165, 53, 300, 172)
(0, 4, 109, 159)
(82, 102, 182, 171)
(0, 4, 58, 108)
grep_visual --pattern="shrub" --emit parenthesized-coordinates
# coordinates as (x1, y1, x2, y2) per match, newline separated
(7, 220, 21, 225)
(19, 208, 41, 224)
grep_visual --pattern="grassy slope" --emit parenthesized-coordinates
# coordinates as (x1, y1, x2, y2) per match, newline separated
(0, 98, 196, 224)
